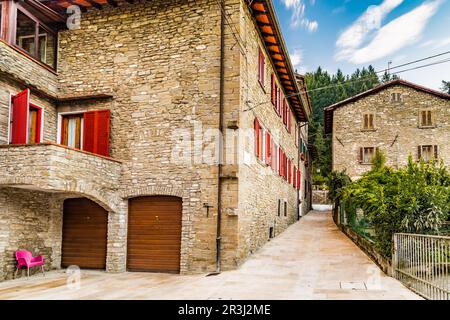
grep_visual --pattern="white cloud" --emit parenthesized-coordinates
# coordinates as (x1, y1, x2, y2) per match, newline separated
(280, 0, 319, 32)
(336, 0, 404, 54)
(336, 0, 443, 64)
(290, 48, 308, 73)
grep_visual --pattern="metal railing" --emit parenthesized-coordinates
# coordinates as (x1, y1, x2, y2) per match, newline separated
(393, 233, 450, 300)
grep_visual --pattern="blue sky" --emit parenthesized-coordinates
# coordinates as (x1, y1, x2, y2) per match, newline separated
(273, 0, 450, 90)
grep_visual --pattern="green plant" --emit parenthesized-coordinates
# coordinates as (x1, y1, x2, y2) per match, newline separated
(327, 170, 351, 203)
(342, 154, 450, 257)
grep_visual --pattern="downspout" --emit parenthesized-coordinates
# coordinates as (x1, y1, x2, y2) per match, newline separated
(214, 0, 226, 274)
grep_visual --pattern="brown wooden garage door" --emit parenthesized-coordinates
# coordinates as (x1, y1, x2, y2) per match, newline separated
(127, 196, 182, 273)
(61, 198, 108, 269)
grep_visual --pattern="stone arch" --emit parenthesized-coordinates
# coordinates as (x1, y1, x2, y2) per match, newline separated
(121, 185, 185, 200)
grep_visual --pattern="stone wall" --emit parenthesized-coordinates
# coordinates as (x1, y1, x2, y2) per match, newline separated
(0, 189, 63, 280)
(332, 84, 450, 179)
(56, 0, 235, 273)
(312, 190, 331, 205)
(235, 3, 305, 263)
(0, 0, 310, 275)
(0, 143, 122, 212)
(0, 40, 58, 96)
(0, 78, 58, 145)
(339, 225, 393, 276)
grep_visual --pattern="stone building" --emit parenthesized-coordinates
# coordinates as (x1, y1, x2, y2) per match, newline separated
(0, 0, 312, 280)
(324, 79, 450, 179)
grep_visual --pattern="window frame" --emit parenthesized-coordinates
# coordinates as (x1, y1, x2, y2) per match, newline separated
(419, 109, 435, 128)
(362, 113, 375, 131)
(360, 147, 376, 164)
(391, 92, 402, 102)
(5, 2, 58, 70)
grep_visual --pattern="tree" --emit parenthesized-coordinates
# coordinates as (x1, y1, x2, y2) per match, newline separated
(381, 71, 399, 83)
(305, 66, 381, 184)
(441, 80, 450, 94)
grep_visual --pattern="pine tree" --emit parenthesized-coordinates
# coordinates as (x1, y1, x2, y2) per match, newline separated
(305, 66, 381, 184)
(441, 81, 450, 94)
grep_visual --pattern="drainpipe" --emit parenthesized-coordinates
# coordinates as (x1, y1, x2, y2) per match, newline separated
(214, 0, 226, 274)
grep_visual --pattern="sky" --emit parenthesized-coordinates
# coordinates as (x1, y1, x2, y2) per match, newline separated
(272, 0, 450, 90)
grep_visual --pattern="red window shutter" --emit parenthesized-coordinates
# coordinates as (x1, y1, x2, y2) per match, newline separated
(265, 132, 271, 165)
(284, 154, 288, 180)
(258, 49, 265, 85)
(11, 89, 30, 144)
(271, 74, 276, 105)
(271, 141, 276, 170)
(288, 109, 292, 133)
(288, 159, 291, 184)
(279, 148, 283, 176)
(293, 166, 297, 188)
(297, 170, 301, 190)
(254, 118, 260, 157)
(83, 110, 111, 157)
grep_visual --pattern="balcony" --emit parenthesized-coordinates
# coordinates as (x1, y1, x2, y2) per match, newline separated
(0, 143, 122, 212)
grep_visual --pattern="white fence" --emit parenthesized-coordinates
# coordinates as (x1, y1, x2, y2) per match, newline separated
(393, 233, 450, 300)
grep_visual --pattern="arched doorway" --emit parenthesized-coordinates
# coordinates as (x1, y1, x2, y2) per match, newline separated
(127, 196, 182, 273)
(61, 198, 108, 269)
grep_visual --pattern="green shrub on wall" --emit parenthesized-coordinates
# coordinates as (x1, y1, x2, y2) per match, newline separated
(342, 152, 450, 257)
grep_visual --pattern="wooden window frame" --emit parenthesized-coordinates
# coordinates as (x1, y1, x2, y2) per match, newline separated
(3, 1, 58, 70)
(59, 112, 85, 150)
(359, 147, 376, 164)
(391, 92, 402, 102)
(28, 103, 44, 144)
(418, 145, 438, 162)
(362, 113, 375, 131)
(419, 109, 435, 128)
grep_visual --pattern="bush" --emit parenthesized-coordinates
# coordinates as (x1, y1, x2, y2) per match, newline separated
(327, 170, 352, 203)
(342, 153, 450, 257)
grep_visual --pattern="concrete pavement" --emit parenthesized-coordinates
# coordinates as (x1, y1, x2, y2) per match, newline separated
(0, 211, 420, 300)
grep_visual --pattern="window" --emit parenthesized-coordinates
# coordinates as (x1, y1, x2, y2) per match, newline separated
(5, 3, 58, 69)
(419, 110, 433, 127)
(10, 89, 43, 144)
(295, 125, 299, 147)
(363, 113, 375, 130)
(418, 145, 438, 162)
(59, 110, 111, 157)
(359, 147, 376, 164)
(277, 199, 281, 217)
(258, 48, 266, 88)
(391, 92, 402, 102)
(61, 114, 84, 149)
(284, 200, 287, 217)
(254, 118, 261, 159)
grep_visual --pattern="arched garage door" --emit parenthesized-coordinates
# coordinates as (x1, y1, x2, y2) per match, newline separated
(61, 198, 108, 269)
(127, 196, 182, 273)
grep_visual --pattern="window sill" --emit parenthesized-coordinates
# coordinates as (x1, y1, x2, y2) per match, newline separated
(359, 162, 373, 165)
(361, 129, 377, 132)
(418, 125, 436, 129)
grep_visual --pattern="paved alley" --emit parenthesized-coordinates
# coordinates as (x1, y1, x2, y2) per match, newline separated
(0, 211, 420, 300)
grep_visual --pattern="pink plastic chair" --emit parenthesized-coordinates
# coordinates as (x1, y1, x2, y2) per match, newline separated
(15, 250, 45, 279)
